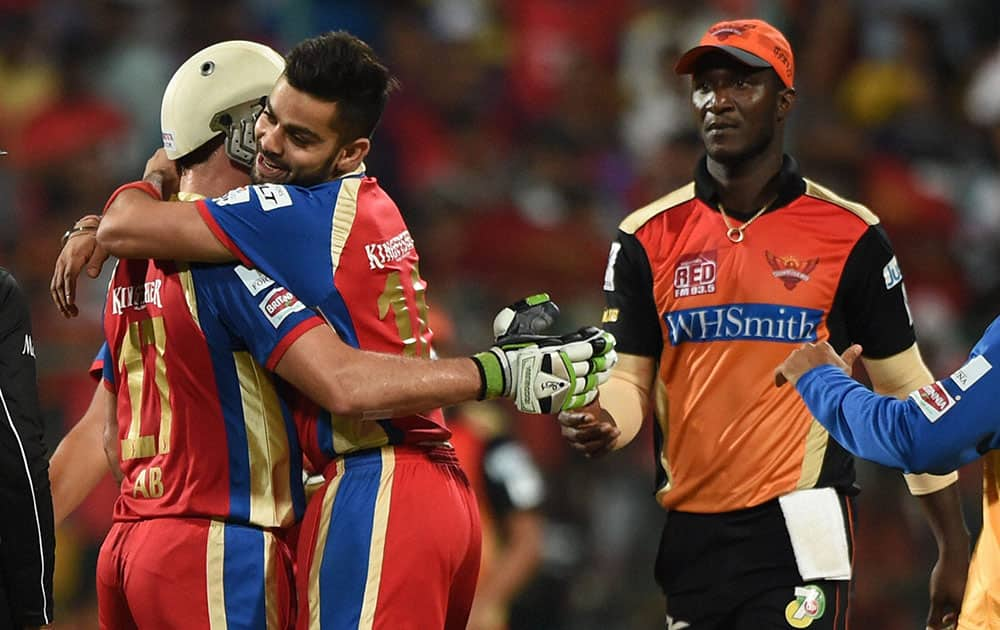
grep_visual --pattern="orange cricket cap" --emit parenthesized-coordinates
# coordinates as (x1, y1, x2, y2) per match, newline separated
(674, 19, 794, 88)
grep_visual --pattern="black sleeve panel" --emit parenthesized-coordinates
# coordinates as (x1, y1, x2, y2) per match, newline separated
(828, 225, 917, 358)
(0, 269, 55, 626)
(603, 231, 662, 358)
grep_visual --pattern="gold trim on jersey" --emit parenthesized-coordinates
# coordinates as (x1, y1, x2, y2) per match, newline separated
(619, 182, 696, 235)
(330, 178, 362, 277)
(309, 459, 345, 630)
(803, 179, 880, 226)
(175, 263, 201, 327)
(358, 447, 396, 629)
(263, 532, 281, 630)
(234, 351, 295, 528)
(174, 193, 206, 324)
(653, 379, 674, 497)
(206, 520, 228, 629)
(796, 420, 829, 489)
(331, 416, 390, 455)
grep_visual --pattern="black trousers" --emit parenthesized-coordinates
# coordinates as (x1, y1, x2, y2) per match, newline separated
(657, 495, 854, 630)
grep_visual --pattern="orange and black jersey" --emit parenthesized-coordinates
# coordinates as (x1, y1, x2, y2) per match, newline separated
(603, 156, 916, 513)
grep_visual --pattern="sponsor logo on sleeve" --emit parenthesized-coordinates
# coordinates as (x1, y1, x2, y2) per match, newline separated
(910, 382, 956, 423)
(259, 287, 306, 328)
(364, 230, 415, 270)
(950, 354, 992, 391)
(212, 186, 251, 206)
(603, 242, 621, 291)
(765, 251, 819, 290)
(883, 256, 903, 290)
(234, 265, 275, 296)
(253, 184, 293, 211)
(673, 250, 717, 298)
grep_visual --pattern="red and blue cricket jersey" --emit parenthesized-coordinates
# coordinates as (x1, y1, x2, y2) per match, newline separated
(196, 168, 480, 630)
(101, 256, 321, 527)
(196, 166, 450, 471)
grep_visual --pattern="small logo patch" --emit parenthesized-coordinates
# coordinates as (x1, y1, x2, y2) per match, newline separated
(213, 186, 250, 207)
(603, 242, 621, 291)
(162, 132, 176, 152)
(950, 354, 991, 392)
(234, 265, 274, 296)
(766, 251, 818, 290)
(259, 287, 305, 328)
(673, 251, 717, 298)
(910, 382, 956, 423)
(883, 256, 903, 290)
(785, 585, 826, 628)
(253, 184, 293, 211)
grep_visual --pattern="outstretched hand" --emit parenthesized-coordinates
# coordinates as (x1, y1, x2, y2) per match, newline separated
(774, 341, 862, 387)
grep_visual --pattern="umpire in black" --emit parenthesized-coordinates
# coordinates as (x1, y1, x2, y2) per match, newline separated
(0, 146, 55, 629)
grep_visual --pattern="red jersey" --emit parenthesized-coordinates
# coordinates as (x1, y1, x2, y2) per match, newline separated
(102, 252, 322, 527)
(196, 168, 449, 472)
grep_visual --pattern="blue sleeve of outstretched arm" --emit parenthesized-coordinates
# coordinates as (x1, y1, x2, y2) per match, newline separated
(796, 364, 994, 474)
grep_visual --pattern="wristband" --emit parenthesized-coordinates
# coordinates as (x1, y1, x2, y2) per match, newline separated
(471, 350, 505, 400)
(60, 225, 98, 247)
(102, 180, 162, 214)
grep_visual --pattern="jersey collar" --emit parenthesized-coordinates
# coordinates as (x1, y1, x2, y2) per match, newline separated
(693, 154, 806, 219)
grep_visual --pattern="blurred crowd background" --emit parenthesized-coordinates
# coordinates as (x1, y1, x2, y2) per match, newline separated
(2, 0, 1000, 627)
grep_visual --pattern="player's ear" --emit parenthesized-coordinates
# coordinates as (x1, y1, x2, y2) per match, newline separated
(333, 137, 370, 176)
(776, 85, 796, 123)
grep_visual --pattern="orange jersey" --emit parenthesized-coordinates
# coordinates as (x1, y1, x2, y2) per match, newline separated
(960, 451, 1000, 628)
(603, 157, 916, 513)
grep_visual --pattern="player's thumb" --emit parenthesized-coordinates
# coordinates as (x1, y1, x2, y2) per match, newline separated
(840, 344, 863, 370)
(86, 245, 110, 278)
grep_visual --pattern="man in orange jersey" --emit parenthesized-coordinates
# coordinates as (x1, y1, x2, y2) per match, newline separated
(558, 18, 969, 630)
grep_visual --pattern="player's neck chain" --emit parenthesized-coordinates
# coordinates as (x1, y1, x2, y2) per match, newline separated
(718, 196, 777, 243)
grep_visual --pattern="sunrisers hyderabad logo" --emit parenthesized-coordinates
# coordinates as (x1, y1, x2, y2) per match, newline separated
(785, 585, 826, 628)
(766, 251, 819, 290)
(709, 21, 756, 40)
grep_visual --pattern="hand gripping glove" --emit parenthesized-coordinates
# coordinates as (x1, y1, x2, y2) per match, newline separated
(471, 295, 618, 413)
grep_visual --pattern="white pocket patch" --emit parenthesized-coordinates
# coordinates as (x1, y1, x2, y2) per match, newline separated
(950, 354, 991, 391)
(234, 265, 275, 296)
(603, 242, 621, 291)
(253, 184, 293, 211)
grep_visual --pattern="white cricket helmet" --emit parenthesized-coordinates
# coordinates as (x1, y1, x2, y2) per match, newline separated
(161, 40, 284, 168)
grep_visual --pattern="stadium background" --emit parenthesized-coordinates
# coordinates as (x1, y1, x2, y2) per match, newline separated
(1, 0, 999, 627)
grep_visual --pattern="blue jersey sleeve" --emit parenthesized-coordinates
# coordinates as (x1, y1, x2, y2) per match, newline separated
(99, 342, 115, 388)
(197, 264, 324, 370)
(796, 352, 1000, 474)
(196, 183, 340, 307)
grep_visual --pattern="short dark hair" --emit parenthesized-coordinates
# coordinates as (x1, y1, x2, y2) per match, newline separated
(284, 31, 399, 141)
(177, 133, 225, 172)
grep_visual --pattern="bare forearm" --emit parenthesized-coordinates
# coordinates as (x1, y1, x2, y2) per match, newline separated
(98, 189, 232, 262)
(276, 327, 483, 418)
(476, 512, 543, 605)
(49, 388, 111, 524)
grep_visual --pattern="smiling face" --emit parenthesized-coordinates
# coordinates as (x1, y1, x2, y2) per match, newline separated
(251, 76, 370, 187)
(690, 52, 793, 166)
